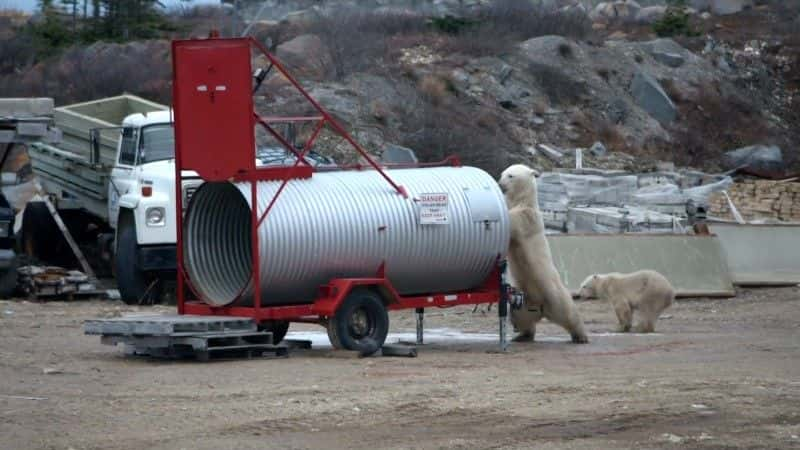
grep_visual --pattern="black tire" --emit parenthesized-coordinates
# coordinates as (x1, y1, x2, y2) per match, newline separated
(329, 289, 388, 355)
(326, 318, 341, 349)
(115, 216, 161, 305)
(0, 257, 18, 299)
(259, 320, 290, 344)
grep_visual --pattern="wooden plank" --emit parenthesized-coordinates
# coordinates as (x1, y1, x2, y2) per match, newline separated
(35, 182, 96, 278)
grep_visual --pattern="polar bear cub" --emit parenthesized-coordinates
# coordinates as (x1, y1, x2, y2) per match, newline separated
(499, 164, 588, 344)
(579, 270, 674, 333)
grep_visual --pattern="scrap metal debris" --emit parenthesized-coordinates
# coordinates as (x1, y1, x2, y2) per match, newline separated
(17, 265, 98, 300)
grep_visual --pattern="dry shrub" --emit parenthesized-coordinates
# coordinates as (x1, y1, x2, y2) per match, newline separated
(307, 9, 427, 79)
(572, 111, 627, 151)
(0, 25, 35, 75)
(440, 0, 591, 57)
(418, 75, 449, 105)
(596, 67, 611, 82)
(528, 62, 587, 106)
(533, 100, 549, 116)
(671, 84, 770, 167)
(401, 85, 512, 175)
(570, 110, 593, 130)
(0, 41, 171, 104)
(598, 121, 627, 151)
(660, 77, 684, 103)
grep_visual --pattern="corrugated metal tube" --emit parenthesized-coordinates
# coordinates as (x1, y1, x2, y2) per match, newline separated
(184, 166, 509, 306)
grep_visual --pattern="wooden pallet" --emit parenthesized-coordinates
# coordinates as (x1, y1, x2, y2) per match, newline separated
(86, 314, 288, 361)
(85, 314, 256, 335)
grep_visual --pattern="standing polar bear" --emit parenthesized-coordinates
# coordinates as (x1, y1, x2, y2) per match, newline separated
(499, 164, 588, 344)
(579, 270, 674, 333)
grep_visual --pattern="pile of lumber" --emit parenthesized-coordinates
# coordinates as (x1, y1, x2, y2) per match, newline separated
(709, 179, 800, 222)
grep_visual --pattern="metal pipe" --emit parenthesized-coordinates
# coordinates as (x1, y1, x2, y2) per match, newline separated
(184, 166, 509, 307)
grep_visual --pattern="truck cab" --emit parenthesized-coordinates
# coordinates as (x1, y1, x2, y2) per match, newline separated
(108, 110, 201, 304)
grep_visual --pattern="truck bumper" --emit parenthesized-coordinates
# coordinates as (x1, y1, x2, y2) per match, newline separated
(137, 245, 176, 271)
(0, 249, 16, 269)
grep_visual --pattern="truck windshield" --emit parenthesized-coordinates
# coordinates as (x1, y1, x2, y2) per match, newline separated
(139, 124, 174, 164)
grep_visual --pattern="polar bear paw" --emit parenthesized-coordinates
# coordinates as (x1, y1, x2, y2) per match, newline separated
(512, 332, 535, 343)
(571, 333, 589, 344)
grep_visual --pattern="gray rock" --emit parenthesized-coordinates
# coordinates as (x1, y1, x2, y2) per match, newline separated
(630, 71, 677, 125)
(280, 8, 321, 27)
(639, 39, 692, 67)
(641, 38, 689, 56)
(590, 141, 608, 156)
(635, 6, 666, 24)
(275, 34, 332, 80)
(381, 144, 419, 164)
(723, 145, 783, 171)
(519, 35, 574, 60)
(591, 1, 641, 23)
(690, 0, 710, 11)
(652, 51, 685, 68)
(709, 0, 753, 15)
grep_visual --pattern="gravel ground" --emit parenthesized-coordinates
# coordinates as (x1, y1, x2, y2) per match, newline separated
(1, 287, 799, 449)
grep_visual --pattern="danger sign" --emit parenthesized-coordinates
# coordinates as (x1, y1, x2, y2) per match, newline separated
(419, 193, 449, 225)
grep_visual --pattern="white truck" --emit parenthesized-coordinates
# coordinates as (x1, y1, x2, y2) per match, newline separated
(25, 95, 196, 303)
(26, 94, 332, 304)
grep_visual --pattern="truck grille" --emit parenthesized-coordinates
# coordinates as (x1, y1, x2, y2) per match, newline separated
(182, 182, 202, 209)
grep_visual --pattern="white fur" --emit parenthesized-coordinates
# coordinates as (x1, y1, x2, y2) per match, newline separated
(499, 164, 588, 343)
(579, 270, 674, 333)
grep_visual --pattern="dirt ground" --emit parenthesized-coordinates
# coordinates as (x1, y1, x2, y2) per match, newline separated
(1, 287, 799, 450)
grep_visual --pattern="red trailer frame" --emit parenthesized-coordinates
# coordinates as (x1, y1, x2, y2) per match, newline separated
(171, 36, 509, 349)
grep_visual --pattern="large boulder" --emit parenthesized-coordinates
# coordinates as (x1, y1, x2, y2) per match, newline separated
(590, 1, 642, 23)
(635, 5, 666, 24)
(639, 38, 692, 67)
(518, 35, 579, 62)
(630, 70, 677, 125)
(723, 145, 783, 171)
(381, 144, 419, 164)
(709, 0, 753, 15)
(274, 34, 332, 80)
(693, 0, 753, 14)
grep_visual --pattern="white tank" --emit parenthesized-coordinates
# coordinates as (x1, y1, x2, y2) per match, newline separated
(184, 166, 509, 306)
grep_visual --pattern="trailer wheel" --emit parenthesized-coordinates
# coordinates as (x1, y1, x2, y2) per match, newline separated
(329, 289, 388, 355)
(326, 318, 341, 349)
(259, 320, 290, 344)
(116, 217, 161, 305)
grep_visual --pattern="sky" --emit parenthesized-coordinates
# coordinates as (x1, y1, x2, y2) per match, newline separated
(1, 0, 219, 13)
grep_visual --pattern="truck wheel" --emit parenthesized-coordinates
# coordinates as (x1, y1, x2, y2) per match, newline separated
(0, 257, 18, 299)
(259, 320, 290, 344)
(329, 289, 388, 355)
(116, 219, 161, 305)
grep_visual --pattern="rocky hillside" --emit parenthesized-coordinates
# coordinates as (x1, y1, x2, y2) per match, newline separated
(1, 0, 798, 175)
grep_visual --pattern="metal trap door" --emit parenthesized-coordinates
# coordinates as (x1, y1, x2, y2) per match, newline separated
(172, 38, 255, 182)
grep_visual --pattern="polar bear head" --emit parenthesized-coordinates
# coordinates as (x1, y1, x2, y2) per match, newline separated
(578, 274, 601, 299)
(498, 164, 540, 208)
